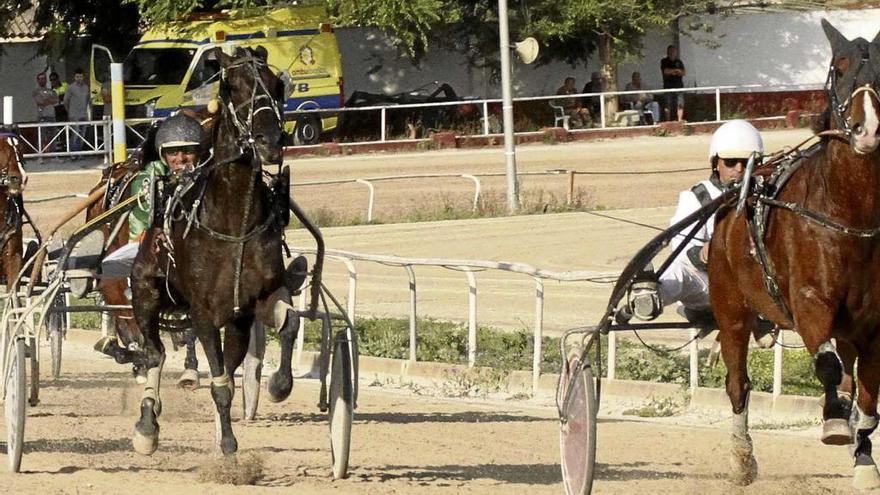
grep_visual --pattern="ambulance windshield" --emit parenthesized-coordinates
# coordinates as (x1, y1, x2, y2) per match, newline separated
(124, 47, 196, 85)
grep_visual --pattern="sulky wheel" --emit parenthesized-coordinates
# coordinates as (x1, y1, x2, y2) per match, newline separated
(559, 357, 597, 495)
(27, 335, 39, 407)
(48, 293, 65, 379)
(6, 338, 27, 472)
(242, 321, 265, 420)
(329, 334, 353, 479)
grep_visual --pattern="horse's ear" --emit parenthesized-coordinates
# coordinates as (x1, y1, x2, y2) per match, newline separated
(822, 19, 850, 55)
(211, 47, 234, 69)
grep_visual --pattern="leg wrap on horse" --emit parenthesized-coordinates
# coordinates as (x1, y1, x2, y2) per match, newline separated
(142, 355, 165, 416)
(853, 407, 880, 490)
(816, 342, 849, 421)
(730, 391, 758, 486)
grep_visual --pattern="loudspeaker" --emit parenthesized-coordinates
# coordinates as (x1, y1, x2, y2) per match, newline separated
(514, 37, 539, 65)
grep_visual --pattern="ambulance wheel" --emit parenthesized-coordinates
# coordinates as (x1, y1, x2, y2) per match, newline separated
(293, 116, 321, 145)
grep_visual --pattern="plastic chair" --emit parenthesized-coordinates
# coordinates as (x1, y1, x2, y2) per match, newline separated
(548, 101, 570, 130)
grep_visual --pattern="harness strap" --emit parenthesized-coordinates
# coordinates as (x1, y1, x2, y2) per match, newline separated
(690, 183, 713, 207)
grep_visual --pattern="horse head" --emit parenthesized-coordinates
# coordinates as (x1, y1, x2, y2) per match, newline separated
(822, 19, 880, 154)
(213, 46, 285, 165)
(0, 131, 27, 197)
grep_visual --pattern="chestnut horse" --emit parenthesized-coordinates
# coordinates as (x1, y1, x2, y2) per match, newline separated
(129, 47, 295, 456)
(710, 21, 880, 488)
(0, 132, 27, 288)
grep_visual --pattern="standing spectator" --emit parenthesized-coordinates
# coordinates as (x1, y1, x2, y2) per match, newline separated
(64, 68, 91, 158)
(661, 45, 686, 121)
(624, 71, 660, 125)
(32, 72, 58, 153)
(554, 76, 590, 128)
(581, 71, 604, 120)
(50, 72, 68, 122)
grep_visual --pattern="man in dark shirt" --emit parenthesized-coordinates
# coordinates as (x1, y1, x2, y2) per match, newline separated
(581, 71, 604, 120)
(661, 45, 686, 121)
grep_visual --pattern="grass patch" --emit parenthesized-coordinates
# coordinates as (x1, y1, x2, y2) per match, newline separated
(293, 315, 823, 396)
(623, 395, 687, 418)
(198, 454, 264, 485)
(290, 187, 596, 228)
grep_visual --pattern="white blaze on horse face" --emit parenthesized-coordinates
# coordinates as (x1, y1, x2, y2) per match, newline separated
(854, 90, 880, 154)
(3, 137, 25, 187)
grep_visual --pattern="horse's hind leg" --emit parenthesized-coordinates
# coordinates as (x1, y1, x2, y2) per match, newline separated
(177, 329, 200, 390)
(851, 340, 880, 490)
(194, 319, 238, 456)
(818, 338, 856, 445)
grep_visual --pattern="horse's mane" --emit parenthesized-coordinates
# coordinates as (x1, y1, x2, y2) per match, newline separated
(811, 105, 831, 135)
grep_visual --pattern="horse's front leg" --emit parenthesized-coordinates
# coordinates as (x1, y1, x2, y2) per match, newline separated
(194, 318, 238, 456)
(256, 287, 298, 403)
(851, 340, 880, 490)
(130, 264, 165, 455)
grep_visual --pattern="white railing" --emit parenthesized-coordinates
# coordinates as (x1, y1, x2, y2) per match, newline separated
(287, 82, 826, 142)
(16, 117, 161, 163)
(289, 246, 795, 397)
(292, 167, 705, 223)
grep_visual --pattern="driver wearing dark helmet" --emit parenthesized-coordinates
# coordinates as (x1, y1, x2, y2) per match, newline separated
(101, 113, 206, 277)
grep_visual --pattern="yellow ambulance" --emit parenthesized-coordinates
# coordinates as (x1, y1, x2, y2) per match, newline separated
(90, 5, 344, 144)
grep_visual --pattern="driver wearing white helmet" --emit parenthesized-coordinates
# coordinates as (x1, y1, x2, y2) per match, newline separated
(627, 119, 763, 327)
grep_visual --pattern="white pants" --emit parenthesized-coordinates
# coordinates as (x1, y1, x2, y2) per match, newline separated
(101, 242, 139, 279)
(659, 257, 710, 310)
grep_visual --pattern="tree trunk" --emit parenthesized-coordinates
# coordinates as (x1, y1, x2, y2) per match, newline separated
(598, 33, 618, 127)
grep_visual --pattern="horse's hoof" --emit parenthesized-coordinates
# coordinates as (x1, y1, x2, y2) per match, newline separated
(822, 418, 853, 445)
(133, 398, 160, 455)
(132, 429, 159, 455)
(853, 464, 880, 490)
(177, 369, 200, 391)
(729, 454, 758, 486)
(267, 371, 292, 403)
(221, 436, 239, 456)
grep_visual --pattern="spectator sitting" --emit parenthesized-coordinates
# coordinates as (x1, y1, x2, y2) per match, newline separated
(623, 71, 660, 125)
(554, 76, 590, 128)
(582, 71, 604, 120)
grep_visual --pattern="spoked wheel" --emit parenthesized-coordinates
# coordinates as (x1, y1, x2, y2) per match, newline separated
(329, 333, 353, 479)
(6, 338, 27, 472)
(242, 321, 265, 421)
(559, 357, 597, 495)
(48, 293, 65, 379)
(27, 336, 39, 407)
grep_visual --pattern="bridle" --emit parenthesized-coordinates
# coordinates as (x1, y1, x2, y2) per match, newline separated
(219, 54, 284, 158)
(824, 46, 880, 139)
(0, 132, 26, 189)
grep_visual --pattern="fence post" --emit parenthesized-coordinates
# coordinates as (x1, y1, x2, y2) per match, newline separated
(715, 87, 722, 122)
(355, 179, 374, 223)
(3, 96, 12, 125)
(532, 277, 544, 395)
(405, 265, 417, 362)
(607, 330, 616, 379)
(482, 100, 490, 136)
(465, 269, 477, 367)
(461, 174, 481, 212)
(599, 93, 606, 129)
(773, 330, 784, 398)
(689, 328, 699, 391)
(567, 170, 575, 205)
(380, 107, 387, 142)
(343, 258, 357, 325)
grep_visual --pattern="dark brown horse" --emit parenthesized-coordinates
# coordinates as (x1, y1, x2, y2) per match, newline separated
(87, 111, 214, 387)
(0, 132, 27, 289)
(710, 21, 880, 488)
(129, 46, 296, 456)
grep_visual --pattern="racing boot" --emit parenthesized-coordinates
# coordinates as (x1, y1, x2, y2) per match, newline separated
(627, 263, 663, 321)
(678, 305, 717, 340)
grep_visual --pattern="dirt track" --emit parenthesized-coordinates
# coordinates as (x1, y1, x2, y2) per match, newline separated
(0, 128, 859, 493)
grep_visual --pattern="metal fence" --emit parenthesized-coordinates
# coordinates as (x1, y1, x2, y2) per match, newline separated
(289, 246, 797, 398)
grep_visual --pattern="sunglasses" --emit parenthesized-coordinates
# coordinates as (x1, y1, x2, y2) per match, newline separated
(163, 145, 199, 156)
(719, 158, 748, 168)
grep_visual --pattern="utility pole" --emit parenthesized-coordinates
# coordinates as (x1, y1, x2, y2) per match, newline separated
(498, 0, 519, 213)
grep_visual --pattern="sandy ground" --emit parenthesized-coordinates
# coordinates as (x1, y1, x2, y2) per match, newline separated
(0, 330, 857, 494)
(0, 128, 856, 493)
